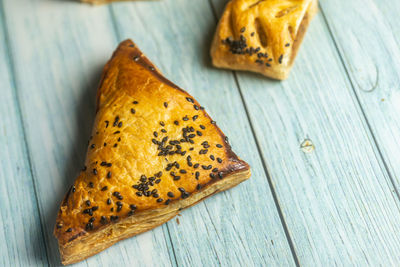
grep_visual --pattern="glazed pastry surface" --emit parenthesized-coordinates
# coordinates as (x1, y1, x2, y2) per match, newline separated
(54, 39, 251, 265)
(211, 0, 318, 80)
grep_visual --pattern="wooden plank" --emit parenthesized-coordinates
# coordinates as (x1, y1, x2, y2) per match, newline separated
(210, 0, 400, 265)
(1, 1, 174, 266)
(109, 0, 296, 266)
(0, 6, 48, 266)
(320, 0, 400, 189)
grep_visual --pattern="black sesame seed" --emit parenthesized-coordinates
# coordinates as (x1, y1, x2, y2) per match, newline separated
(101, 186, 108, 191)
(192, 115, 198, 121)
(113, 131, 120, 134)
(240, 27, 246, 33)
(212, 168, 219, 173)
(86, 200, 91, 206)
(161, 129, 167, 133)
(181, 191, 190, 199)
(130, 204, 137, 210)
(90, 144, 95, 149)
(153, 131, 158, 137)
(118, 122, 123, 128)
(186, 97, 194, 103)
(93, 169, 98, 175)
(266, 63, 271, 67)
(167, 192, 174, 198)
(195, 171, 200, 180)
(164, 102, 168, 108)
(114, 143, 118, 147)
(210, 173, 216, 179)
(100, 216, 107, 224)
(107, 171, 112, 178)
(107, 198, 111, 205)
(173, 176, 181, 181)
(131, 108, 136, 114)
(218, 172, 223, 179)
(110, 215, 119, 222)
(217, 158, 222, 163)
(165, 199, 170, 205)
(89, 217, 95, 223)
(194, 163, 199, 168)
(179, 169, 187, 174)
(210, 155, 215, 161)
(196, 184, 201, 190)
(279, 54, 283, 64)
(92, 206, 99, 211)
(251, 32, 255, 36)
(66, 228, 72, 232)
(116, 205, 122, 212)
(72, 186, 76, 193)
(200, 125, 205, 130)
(133, 101, 139, 104)
(216, 144, 223, 148)
(194, 105, 199, 110)
(285, 43, 290, 47)
(155, 179, 161, 184)
(183, 116, 189, 121)
(136, 192, 143, 197)
(88, 182, 94, 188)
(160, 121, 165, 126)
(157, 198, 163, 203)
(105, 121, 109, 128)
(104, 143, 107, 147)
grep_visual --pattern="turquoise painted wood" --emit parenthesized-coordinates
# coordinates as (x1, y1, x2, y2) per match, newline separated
(0, 1, 174, 266)
(1, 0, 400, 266)
(319, 0, 400, 189)
(210, 0, 400, 265)
(110, 1, 295, 266)
(0, 6, 48, 267)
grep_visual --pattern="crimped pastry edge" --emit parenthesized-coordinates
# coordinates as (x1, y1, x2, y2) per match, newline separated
(59, 168, 251, 265)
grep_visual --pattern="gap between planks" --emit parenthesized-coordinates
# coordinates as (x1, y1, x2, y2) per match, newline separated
(318, 5, 400, 204)
(107, 5, 179, 267)
(206, 0, 301, 266)
(0, 0, 50, 265)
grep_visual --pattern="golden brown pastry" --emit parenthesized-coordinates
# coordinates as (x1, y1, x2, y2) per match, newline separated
(54, 39, 251, 265)
(211, 0, 318, 80)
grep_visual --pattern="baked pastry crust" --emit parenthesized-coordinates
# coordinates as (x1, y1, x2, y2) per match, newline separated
(54, 39, 251, 265)
(211, 0, 318, 80)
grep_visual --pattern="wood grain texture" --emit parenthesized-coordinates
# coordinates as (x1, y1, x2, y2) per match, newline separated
(320, 0, 400, 189)
(0, 6, 48, 266)
(210, 0, 400, 265)
(109, 1, 296, 266)
(0, 0, 174, 266)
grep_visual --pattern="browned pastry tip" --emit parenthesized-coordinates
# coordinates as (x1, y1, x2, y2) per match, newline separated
(54, 39, 251, 265)
(211, 0, 318, 80)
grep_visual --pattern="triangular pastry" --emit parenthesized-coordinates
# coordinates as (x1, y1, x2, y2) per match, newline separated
(54, 39, 251, 265)
(211, 0, 318, 80)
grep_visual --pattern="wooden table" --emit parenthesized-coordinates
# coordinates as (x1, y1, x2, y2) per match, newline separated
(1, 0, 400, 266)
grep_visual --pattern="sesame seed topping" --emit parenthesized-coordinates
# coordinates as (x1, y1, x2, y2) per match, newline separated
(66, 228, 72, 232)
(131, 108, 136, 114)
(164, 102, 168, 108)
(167, 192, 174, 198)
(279, 54, 283, 64)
